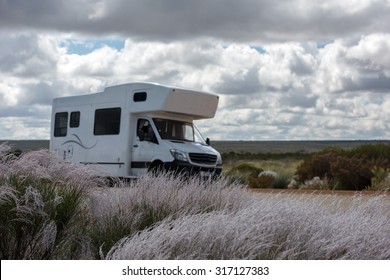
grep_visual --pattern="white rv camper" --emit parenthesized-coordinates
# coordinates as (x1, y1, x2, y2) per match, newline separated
(50, 82, 222, 178)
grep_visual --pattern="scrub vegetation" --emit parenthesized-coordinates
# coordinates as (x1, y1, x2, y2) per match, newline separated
(1, 143, 390, 260)
(223, 144, 390, 191)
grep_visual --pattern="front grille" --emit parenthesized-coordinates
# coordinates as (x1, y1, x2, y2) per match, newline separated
(189, 153, 217, 165)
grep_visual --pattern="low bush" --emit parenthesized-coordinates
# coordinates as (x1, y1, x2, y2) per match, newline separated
(295, 147, 343, 184)
(225, 163, 263, 185)
(248, 173, 292, 189)
(329, 156, 372, 190)
(248, 170, 277, 189)
(226, 162, 294, 189)
(368, 167, 390, 192)
(226, 163, 263, 177)
(299, 177, 335, 190)
(296, 144, 390, 190)
(347, 143, 390, 159)
(271, 174, 291, 189)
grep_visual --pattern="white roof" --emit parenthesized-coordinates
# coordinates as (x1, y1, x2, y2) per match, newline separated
(54, 82, 219, 120)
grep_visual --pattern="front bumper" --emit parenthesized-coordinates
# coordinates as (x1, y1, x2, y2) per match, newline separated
(164, 160, 222, 177)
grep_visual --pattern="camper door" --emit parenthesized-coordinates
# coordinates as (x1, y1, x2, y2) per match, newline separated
(131, 118, 160, 176)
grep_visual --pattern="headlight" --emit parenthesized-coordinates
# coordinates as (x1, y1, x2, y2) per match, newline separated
(170, 149, 188, 162)
(216, 155, 222, 165)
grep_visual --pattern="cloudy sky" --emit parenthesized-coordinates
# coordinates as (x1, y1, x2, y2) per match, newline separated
(1, 0, 390, 140)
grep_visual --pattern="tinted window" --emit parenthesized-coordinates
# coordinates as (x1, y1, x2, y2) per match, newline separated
(54, 112, 68, 137)
(137, 119, 158, 144)
(133, 92, 147, 102)
(94, 108, 121, 135)
(70, 111, 80, 128)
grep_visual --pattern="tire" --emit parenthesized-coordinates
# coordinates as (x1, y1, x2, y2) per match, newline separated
(148, 161, 165, 175)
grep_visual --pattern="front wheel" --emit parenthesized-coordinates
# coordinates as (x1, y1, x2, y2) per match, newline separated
(148, 161, 165, 175)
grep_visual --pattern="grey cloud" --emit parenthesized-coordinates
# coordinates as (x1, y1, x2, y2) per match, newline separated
(0, 0, 90, 32)
(0, 105, 49, 118)
(1, 0, 390, 42)
(280, 90, 318, 109)
(70, 0, 390, 42)
(18, 82, 57, 106)
(213, 68, 261, 95)
(290, 55, 315, 76)
(341, 74, 390, 93)
(0, 33, 57, 77)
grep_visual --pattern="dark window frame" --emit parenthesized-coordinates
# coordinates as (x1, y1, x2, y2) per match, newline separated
(133, 92, 147, 102)
(94, 107, 121, 135)
(54, 112, 68, 137)
(70, 111, 80, 128)
(137, 118, 158, 144)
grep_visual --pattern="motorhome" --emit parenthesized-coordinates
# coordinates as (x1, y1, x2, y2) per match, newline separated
(50, 82, 222, 178)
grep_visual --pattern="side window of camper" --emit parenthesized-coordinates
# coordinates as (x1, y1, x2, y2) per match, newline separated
(94, 108, 121, 135)
(54, 112, 68, 137)
(133, 92, 147, 102)
(70, 111, 80, 128)
(137, 119, 158, 144)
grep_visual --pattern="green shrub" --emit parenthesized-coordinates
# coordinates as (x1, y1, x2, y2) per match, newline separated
(347, 144, 390, 159)
(295, 144, 390, 190)
(225, 163, 263, 185)
(226, 173, 248, 185)
(296, 148, 344, 183)
(227, 163, 263, 176)
(272, 174, 291, 189)
(248, 175, 273, 188)
(368, 166, 390, 191)
(329, 156, 372, 190)
(251, 172, 294, 190)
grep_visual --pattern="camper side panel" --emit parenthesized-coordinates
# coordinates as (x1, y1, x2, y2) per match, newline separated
(50, 98, 130, 177)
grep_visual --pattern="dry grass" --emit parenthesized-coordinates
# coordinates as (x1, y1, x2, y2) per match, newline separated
(1, 143, 390, 260)
(105, 191, 390, 260)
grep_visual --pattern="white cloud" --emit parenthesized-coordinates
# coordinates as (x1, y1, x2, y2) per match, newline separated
(347, 33, 390, 74)
(1, 1, 390, 140)
(258, 43, 317, 90)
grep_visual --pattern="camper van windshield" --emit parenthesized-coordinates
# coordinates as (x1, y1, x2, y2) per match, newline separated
(153, 118, 206, 144)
